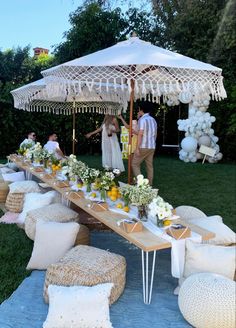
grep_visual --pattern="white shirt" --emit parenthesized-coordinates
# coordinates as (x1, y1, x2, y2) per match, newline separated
(20, 138, 35, 149)
(44, 141, 62, 159)
(138, 113, 157, 149)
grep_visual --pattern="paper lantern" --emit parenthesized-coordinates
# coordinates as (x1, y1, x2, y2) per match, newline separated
(181, 137, 198, 153)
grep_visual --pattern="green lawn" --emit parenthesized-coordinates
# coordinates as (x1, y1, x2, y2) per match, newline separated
(0, 155, 235, 304)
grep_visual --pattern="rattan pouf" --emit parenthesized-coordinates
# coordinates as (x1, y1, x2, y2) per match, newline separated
(178, 273, 236, 328)
(0, 182, 10, 203)
(44, 245, 126, 304)
(24, 203, 80, 240)
(74, 224, 90, 246)
(5, 192, 24, 212)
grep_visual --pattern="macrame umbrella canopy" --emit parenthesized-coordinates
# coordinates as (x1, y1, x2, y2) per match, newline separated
(11, 78, 127, 115)
(41, 36, 226, 183)
(42, 36, 227, 105)
(11, 79, 128, 154)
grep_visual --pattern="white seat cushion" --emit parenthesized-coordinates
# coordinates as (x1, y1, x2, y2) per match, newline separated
(27, 220, 80, 270)
(43, 284, 113, 328)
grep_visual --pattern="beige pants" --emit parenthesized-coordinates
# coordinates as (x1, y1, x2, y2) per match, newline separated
(132, 148, 155, 185)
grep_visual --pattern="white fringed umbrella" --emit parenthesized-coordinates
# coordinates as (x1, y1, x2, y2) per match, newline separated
(11, 78, 128, 153)
(41, 35, 226, 183)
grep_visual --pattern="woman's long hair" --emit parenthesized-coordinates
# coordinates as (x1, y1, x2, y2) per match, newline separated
(103, 115, 114, 132)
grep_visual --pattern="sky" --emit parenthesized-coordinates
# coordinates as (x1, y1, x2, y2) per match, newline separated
(0, 0, 80, 53)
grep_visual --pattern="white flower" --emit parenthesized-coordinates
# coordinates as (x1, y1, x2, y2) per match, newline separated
(113, 169, 120, 175)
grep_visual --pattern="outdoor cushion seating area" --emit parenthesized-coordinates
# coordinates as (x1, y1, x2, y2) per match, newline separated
(0, 165, 235, 327)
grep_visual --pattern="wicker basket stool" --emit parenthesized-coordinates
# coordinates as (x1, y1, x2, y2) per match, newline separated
(44, 245, 126, 304)
(5, 192, 25, 212)
(24, 203, 80, 240)
(0, 182, 10, 203)
(178, 273, 236, 328)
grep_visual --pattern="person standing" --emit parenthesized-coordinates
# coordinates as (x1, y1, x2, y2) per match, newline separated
(85, 114, 125, 172)
(44, 132, 64, 160)
(132, 103, 157, 185)
(19, 131, 36, 149)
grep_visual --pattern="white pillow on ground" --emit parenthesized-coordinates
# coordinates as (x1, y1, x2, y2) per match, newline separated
(189, 216, 235, 245)
(2, 171, 25, 182)
(184, 240, 236, 280)
(43, 284, 113, 328)
(0, 167, 15, 174)
(18, 191, 56, 224)
(27, 220, 80, 270)
(9, 180, 40, 193)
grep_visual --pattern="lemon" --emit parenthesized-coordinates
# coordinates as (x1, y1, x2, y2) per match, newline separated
(163, 219, 171, 226)
(123, 206, 130, 213)
(116, 203, 123, 209)
(77, 183, 83, 188)
(90, 192, 97, 198)
(110, 195, 117, 202)
(107, 191, 112, 197)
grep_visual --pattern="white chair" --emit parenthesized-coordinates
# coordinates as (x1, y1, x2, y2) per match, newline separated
(175, 205, 207, 221)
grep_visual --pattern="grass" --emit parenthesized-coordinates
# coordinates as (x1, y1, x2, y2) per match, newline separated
(0, 154, 235, 304)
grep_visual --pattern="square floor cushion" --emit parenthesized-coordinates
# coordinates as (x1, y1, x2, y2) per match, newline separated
(43, 284, 113, 328)
(27, 220, 80, 270)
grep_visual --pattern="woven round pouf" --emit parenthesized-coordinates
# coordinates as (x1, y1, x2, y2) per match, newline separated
(5, 192, 25, 212)
(0, 182, 10, 203)
(43, 245, 126, 304)
(24, 203, 80, 240)
(175, 205, 207, 221)
(178, 273, 236, 328)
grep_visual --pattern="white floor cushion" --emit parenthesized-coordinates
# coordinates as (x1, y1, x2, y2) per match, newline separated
(43, 284, 113, 328)
(18, 191, 56, 224)
(2, 171, 25, 182)
(9, 180, 40, 193)
(189, 216, 236, 245)
(27, 220, 80, 270)
(184, 240, 235, 280)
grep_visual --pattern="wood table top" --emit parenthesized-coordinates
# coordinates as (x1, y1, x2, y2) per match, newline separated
(9, 155, 215, 252)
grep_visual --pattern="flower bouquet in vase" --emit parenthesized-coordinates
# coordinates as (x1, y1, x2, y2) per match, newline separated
(120, 175, 158, 221)
(148, 196, 173, 227)
(98, 171, 116, 201)
(80, 167, 100, 193)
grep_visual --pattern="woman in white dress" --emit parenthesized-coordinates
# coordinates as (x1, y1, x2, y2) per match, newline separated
(85, 115, 125, 172)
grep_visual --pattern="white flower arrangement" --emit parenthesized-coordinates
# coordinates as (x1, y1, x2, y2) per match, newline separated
(61, 155, 87, 179)
(80, 167, 100, 185)
(120, 175, 158, 206)
(99, 171, 115, 191)
(148, 196, 173, 226)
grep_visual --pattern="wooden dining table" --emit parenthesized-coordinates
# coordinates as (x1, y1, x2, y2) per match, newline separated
(8, 154, 215, 304)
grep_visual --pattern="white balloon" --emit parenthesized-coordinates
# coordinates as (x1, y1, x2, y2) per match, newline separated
(216, 152, 223, 160)
(210, 116, 216, 122)
(196, 111, 202, 117)
(203, 100, 210, 106)
(213, 136, 219, 143)
(205, 112, 210, 118)
(209, 129, 214, 135)
(181, 137, 198, 152)
(196, 152, 204, 160)
(184, 158, 190, 163)
(189, 108, 196, 116)
(179, 91, 192, 104)
(198, 135, 211, 147)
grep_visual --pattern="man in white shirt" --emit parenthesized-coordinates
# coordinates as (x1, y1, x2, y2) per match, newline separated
(132, 103, 157, 185)
(43, 133, 64, 160)
(20, 131, 36, 149)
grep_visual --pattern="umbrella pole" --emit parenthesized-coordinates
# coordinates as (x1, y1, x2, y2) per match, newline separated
(128, 79, 135, 184)
(72, 99, 76, 155)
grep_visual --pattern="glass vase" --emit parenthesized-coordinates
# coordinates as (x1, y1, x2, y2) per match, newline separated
(43, 159, 48, 169)
(86, 183, 92, 193)
(100, 189, 107, 202)
(156, 215, 164, 227)
(137, 205, 148, 222)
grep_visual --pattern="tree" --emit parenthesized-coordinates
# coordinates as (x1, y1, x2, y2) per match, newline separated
(151, 0, 236, 160)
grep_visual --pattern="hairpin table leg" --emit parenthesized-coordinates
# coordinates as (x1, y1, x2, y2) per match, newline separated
(141, 250, 157, 304)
